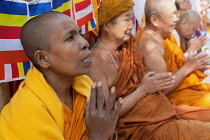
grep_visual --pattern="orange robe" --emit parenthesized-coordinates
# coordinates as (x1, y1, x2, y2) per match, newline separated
(135, 29, 210, 108)
(111, 36, 210, 140)
(63, 91, 88, 140)
(163, 34, 210, 108)
(0, 67, 92, 140)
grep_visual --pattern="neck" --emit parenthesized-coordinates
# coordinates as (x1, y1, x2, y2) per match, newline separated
(144, 25, 165, 41)
(99, 32, 124, 52)
(42, 69, 74, 105)
(97, 32, 122, 69)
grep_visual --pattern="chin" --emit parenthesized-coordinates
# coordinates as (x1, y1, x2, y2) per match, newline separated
(124, 36, 131, 41)
(81, 67, 91, 75)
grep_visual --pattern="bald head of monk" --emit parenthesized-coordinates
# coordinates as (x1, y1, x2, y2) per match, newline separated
(177, 10, 201, 38)
(20, 12, 63, 68)
(145, 0, 179, 38)
(175, 0, 191, 11)
(21, 11, 90, 76)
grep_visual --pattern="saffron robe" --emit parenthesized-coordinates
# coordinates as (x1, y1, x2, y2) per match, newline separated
(163, 34, 210, 108)
(136, 29, 210, 108)
(0, 66, 92, 140)
(111, 36, 210, 140)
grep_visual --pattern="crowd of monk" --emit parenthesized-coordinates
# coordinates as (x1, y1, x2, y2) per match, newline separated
(1, 0, 210, 139)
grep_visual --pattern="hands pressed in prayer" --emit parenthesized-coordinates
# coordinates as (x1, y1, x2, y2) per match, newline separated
(139, 71, 175, 95)
(187, 35, 207, 52)
(85, 82, 123, 140)
(184, 51, 210, 71)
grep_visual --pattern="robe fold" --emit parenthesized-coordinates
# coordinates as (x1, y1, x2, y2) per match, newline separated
(136, 28, 210, 108)
(111, 36, 210, 140)
(163, 34, 210, 108)
(0, 66, 92, 140)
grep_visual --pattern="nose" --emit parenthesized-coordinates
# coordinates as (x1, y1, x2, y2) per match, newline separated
(81, 37, 89, 50)
(129, 19, 134, 30)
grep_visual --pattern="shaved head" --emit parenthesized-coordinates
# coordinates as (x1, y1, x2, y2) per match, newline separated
(175, 0, 185, 9)
(145, 0, 175, 25)
(179, 10, 200, 24)
(20, 11, 68, 67)
(177, 10, 201, 38)
(175, 0, 191, 11)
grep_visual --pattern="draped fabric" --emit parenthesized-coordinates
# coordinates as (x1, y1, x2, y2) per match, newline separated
(111, 35, 210, 140)
(0, 66, 92, 140)
(163, 34, 210, 108)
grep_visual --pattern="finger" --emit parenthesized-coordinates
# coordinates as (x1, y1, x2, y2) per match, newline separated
(113, 97, 123, 117)
(198, 34, 204, 40)
(159, 75, 175, 84)
(199, 35, 206, 40)
(196, 53, 209, 59)
(159, 79, 175, 87)
(201, 36, 207, 42)
(90, 83, 97, 111)
(200, 58, 210, 65)
(199, 65, 210, 70)
(190, 37, 196, 41)
(144, 71, 156, 77)
(158, 85, 172, 91)
(197, 55, 210, 62)
(96, 81, 105, 113)
(153, 72, 172, 80)
(106, 87, 116, 114)
(85, 99, 90, 117)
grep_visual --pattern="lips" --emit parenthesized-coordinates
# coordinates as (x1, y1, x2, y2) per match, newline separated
(82, 53, 91, 62)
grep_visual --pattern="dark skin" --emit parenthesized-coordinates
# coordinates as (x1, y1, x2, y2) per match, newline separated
(23, 12, 122, 140)
(85, 82, 122, 140)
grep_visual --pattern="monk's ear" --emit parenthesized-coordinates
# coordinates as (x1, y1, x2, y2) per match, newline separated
(34, 50, 50, 69)
(150, 15, 159, 27)
(103, 22, 110, 32)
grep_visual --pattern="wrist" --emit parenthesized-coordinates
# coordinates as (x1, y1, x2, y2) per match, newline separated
(137, 86, 147, 97)
(182, 65, 193, 75)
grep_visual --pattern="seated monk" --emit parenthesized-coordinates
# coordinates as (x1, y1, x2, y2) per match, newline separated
(173, 10, 207, 53)
(0, 11, 122, 140)
(89, 0, 210, 139)
(136, 0, 210, 108)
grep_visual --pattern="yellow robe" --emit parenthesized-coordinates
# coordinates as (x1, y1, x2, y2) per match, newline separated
(0, 66, 92, 140)
(163, 34, 210, 108)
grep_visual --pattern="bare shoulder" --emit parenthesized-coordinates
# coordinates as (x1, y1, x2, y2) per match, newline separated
(88, 44, 111, 99)
(88, 45, 106, 82)
(137, 30, 164, 56)
(137, 30, 167, 72)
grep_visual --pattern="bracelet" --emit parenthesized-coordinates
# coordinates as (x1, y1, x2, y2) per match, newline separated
(113, 131, 118, 140)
